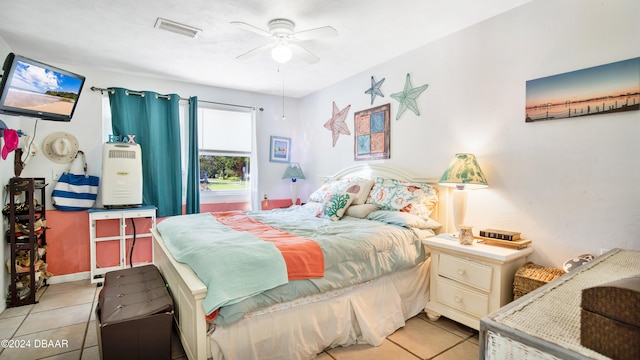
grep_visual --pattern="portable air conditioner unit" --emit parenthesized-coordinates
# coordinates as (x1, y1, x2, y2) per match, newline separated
(101, 143, 143, 208)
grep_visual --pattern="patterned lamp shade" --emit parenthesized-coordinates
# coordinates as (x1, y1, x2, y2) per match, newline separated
(282, 163, 306, 181)
(438, 153, 488, 190)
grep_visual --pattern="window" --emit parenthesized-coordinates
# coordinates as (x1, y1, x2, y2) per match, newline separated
(198, 106, 254, 202)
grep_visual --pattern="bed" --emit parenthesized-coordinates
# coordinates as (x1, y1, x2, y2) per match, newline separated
(151, 164, 447, 360)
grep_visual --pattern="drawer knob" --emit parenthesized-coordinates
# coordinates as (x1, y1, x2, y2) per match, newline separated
(457, 268, 465, 275)
(455, 295, 462, 303)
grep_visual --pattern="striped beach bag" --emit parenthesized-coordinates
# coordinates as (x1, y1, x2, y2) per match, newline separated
(51, 151, 100, 211)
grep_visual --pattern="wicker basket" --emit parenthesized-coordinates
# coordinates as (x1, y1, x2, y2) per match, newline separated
(513, 262, 565, 299)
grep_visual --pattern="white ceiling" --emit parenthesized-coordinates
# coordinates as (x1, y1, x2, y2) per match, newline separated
(0, 0, 531, 98)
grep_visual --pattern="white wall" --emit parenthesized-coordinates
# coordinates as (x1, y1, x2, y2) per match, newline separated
(298, 0, 640, 267)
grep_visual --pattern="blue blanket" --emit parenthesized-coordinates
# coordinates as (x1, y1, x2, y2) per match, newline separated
(157, 213, 288, 316)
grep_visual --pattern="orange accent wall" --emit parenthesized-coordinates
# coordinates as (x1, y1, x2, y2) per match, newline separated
(46, 211, 92, 276)
(94, 217, 154, 267)
(46, 210, 154, 276)
(47, 202, 251, 276)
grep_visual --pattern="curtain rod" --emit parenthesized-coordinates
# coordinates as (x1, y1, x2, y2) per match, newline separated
(90, 86, 256, 110)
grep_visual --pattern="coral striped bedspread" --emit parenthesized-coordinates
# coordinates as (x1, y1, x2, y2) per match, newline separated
(157, 206, 427, 325)
(214, 211, 324, 280)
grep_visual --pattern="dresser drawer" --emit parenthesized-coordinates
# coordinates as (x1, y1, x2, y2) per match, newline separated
(436, 280, 490, 318)
(439, 253, 493, 292)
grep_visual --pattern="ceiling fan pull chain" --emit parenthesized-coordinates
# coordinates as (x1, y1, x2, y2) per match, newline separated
(281, 67, 286, 120)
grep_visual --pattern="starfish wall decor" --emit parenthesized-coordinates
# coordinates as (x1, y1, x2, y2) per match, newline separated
(323, 101, 351, 147)
(364, 75, 385, 105)
(390, 73, 429, 120)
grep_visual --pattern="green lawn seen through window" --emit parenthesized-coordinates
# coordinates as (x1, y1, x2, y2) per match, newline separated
(200, 178, 248, 191)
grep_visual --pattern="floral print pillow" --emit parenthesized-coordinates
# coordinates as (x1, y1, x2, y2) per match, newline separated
(366, 178, 438, 220)
(308, 177, 371, 204)
(308, 179, 350, 202)
(322, 192, 354, 221)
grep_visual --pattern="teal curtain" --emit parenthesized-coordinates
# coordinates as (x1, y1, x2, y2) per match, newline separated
(186, 96, 200, 214)
(109, 88, 182, 217)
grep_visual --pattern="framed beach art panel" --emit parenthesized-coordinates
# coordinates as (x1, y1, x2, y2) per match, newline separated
(354, 103, 390, 161)
(269, 136, 291, 163)
(525, 57, 640, 122)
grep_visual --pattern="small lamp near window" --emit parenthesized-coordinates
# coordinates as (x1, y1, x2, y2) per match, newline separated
(282, 163, 305, 206)
(438, 153, 488, 233)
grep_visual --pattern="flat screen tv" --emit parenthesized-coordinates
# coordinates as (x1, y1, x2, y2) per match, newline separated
(0, 53, 85, 121)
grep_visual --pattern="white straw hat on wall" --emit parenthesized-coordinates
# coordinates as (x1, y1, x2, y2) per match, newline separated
(42, 132, 79, 164)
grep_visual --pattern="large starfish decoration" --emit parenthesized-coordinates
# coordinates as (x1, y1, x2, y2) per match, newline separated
(364, 75, 385, 105)
(323, 101, 351, 147)
(390, 73, 429, 120)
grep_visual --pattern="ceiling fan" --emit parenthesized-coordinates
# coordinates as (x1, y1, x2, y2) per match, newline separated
(231, 18, 337, 64)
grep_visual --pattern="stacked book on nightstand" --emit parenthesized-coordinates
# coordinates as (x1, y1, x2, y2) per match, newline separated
(475, 229, 532, 249)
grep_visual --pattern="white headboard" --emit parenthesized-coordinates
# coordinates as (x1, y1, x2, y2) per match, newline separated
(320, 164, 448, 230)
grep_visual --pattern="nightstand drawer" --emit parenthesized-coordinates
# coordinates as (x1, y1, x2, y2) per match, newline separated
(439, 253, 493, 292)
(437, 280, 489, 318)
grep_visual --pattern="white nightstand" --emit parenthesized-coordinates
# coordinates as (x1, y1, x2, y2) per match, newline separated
(423, 236, 533, 330)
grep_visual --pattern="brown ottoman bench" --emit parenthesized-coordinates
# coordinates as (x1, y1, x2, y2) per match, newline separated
(95, 265, 174, 360)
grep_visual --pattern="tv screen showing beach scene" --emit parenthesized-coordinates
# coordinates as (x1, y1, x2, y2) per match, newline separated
(0, 54, 85, 121)
(525, 57, 639, 123)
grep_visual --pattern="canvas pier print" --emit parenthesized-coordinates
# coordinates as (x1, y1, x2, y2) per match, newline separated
(525, 57, 640, 122)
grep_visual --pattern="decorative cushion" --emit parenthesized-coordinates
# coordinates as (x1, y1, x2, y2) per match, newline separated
(308, 177, 371, 204)
(344, 179, 374, 205)
(322, 192, 354, 221)
(345, 204, 379, 219)
(366, 178, 438, 219)
(309, 178, 352, 203)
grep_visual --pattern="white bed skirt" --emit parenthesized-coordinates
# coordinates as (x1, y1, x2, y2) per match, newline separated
(210, 257, 430, 360)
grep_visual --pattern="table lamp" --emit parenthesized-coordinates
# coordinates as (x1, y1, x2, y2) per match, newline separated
(438, 153, 488, 232)
(282, 163, 305, 206)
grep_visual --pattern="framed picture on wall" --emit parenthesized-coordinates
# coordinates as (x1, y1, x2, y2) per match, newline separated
(269, 136, 291, 163)
(354, 103, 390, 161)
(525, 57, 640, 122)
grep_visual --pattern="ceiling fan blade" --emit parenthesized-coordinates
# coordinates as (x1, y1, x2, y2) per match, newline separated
(230, 21, 272, 38)
(236, 43, 273, 60)
(289, 43, 320, 64)
(294, 26, 337, 41)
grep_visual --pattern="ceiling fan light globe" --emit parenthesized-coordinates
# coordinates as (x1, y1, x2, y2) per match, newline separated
(272, 44, 293, 63)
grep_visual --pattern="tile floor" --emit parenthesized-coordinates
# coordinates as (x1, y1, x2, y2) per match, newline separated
(0, 280, 479, 360)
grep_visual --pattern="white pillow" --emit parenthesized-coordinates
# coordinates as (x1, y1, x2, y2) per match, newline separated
(367, 210, 442, 230)
(345, 204, 379, 219)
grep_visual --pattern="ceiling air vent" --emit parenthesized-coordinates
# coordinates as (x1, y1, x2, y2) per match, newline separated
(154, 18, 202, 38)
